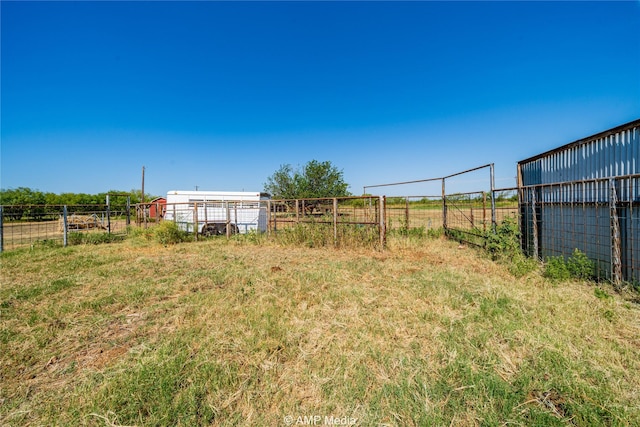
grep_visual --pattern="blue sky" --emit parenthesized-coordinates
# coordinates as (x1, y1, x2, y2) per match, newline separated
(2, 1, 639, 198)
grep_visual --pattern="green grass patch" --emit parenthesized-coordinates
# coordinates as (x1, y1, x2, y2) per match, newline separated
(1, 237, 638, 426)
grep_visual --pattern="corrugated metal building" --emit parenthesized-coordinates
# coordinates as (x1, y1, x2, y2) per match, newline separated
(518, 118, 640, 284)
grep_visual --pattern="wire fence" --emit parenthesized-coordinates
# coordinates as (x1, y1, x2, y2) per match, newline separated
(2, 179, 638, 285)
(520, 174, 639, 284)
(0, 204, 131, 251)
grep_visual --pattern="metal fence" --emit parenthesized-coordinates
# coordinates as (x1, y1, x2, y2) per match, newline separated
(0, 204, 131, 251)
(520, 174, 640, 284)
(5, 179, 637, 285)
(442, 189, 519, 247)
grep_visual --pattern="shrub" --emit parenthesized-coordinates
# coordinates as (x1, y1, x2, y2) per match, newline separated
(543, 256, 571, 281)
(486, 216, 521, 260)
(153, 221, 190, 245)
(544, 249, 595, 282)
(485, 216, 538, 277)
(566, 248, 595, 280)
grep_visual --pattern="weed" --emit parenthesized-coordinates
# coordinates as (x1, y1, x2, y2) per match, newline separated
(566, 249, 595, 281)
(483, 216, 538, 277)
(68, 232, 125, 245)
(594, 287, 612, 300)
(544, 249, 595, 282)
(544, 256, 571, 281)
(152, 221, 190, 245)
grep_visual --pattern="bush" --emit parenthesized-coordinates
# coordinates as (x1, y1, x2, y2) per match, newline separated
(544, 249, 595, 282)
(543, 255, 571, 281)
(153, 221, 190, 245)
(484, 216, 538, 277)
(566, 248, 595, 280)
(486, 216, 521, 260)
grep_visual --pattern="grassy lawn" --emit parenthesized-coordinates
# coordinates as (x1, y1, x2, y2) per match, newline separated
(1, 234, 639, 426)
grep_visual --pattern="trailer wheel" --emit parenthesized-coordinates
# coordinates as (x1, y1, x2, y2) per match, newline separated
(202, 224, 219, 236)
(222, 224, 238, 235)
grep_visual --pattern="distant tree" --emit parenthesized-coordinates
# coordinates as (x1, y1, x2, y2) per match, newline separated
(264, 160, 351, 200)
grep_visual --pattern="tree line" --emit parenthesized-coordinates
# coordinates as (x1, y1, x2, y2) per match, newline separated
(0, 188, 157, 221)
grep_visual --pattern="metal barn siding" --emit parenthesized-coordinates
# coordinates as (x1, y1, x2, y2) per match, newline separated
(518, 119, 640, 284)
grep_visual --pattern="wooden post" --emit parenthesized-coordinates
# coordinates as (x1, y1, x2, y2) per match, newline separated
(193, 203, 198, 241)
(333, 198, 338, 247)
(0, 206, 3, 253)
(405, 196, 409, 231)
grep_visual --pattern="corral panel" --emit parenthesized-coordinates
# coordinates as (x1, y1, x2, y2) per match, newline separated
(519, 119, 640, 283)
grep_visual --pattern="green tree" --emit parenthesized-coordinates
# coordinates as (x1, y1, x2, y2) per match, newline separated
(264, 160, 351, 199)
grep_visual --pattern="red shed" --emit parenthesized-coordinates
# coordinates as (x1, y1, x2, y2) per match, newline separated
(148, 197, 166, 220)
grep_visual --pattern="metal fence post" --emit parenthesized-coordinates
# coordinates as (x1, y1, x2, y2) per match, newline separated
(531, 190, 539, 260)
(379, 196, 386, 249)
(226, 202, 231, 238)
(610, 179, 622, 288)
(63, 205, 68, 247)
(126, 196, 131, 227)
(0, 206, 4, 253)
(490, 163, 496, 231)
(442, 178, 447, 230)
(106, 195, 111, 234)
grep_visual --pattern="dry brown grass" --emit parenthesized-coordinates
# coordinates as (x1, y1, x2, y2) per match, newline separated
(1, 235, 639, 426)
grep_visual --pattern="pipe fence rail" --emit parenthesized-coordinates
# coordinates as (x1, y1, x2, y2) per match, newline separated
(2, 178, 638, 286)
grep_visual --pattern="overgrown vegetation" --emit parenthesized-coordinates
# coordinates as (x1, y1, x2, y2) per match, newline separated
(544, 249, 596, 282)
(272, 223, 380, 249)
(128, 221, 191, 245)
(68, 232, 127, 246)
(1, 237, 638, 426)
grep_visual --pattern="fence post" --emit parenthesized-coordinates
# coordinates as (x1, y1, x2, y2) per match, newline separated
(610, 179, 622, 288)
(442, 178, 447, 230)
(193, 203, 198, 241)
(405, 196, 409, 231)
(106, 195, 111, 234)
(531, 190, 539, 260)
(333, 198, 338, 247)
(226, 202, 231, 238)
(63, 205, 68, 247)
(490, 163, 496, 231)
(126, 196, 131, 227)
(0, 205, 4, 253)
(482, 191, 487, 233)
(267, 200, 272, 236)
(379, 196, 386, 249)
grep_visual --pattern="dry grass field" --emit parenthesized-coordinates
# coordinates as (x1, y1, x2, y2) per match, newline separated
(1, 233, 639, 426)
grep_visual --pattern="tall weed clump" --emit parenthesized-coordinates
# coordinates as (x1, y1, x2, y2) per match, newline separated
(152, 221, 190, 245)
(129, 221, 190, 245)
(486, 216, 538, 277)
(544, 248, 595, 282)
(274, 223, 380, 249)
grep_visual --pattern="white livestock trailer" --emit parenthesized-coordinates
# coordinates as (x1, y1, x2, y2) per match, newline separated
(164, 190, 270, 236)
